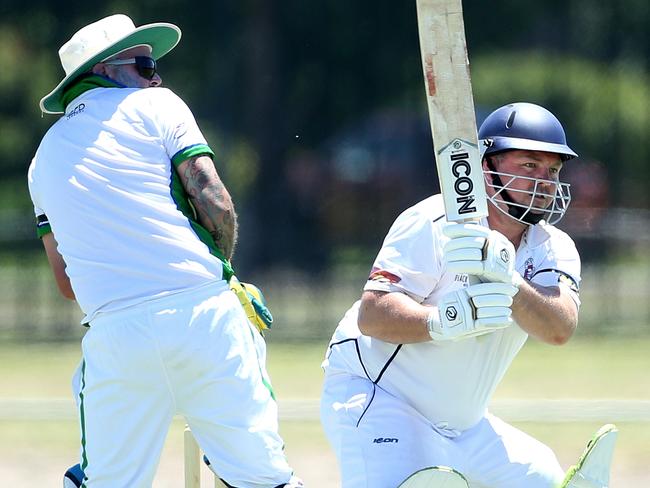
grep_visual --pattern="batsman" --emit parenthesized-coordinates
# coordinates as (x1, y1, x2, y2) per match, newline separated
(320, 103, 618, 487)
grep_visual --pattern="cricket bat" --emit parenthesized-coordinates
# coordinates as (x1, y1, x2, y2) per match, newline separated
(416, 0, 488, 222)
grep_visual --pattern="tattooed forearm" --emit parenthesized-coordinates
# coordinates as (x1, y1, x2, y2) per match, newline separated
(178, 155, 238, 259)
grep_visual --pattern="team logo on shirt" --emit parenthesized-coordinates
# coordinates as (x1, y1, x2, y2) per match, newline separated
(369, 268, 401, 284)
(66, 103, 85, 119)
(173, 123, 188, 139)
(523, 257, 535, 280)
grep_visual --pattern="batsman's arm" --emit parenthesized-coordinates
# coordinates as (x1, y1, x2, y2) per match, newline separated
(511, 282, 578, 345)
(176, 155, 238, 260)
(42, 232, 75, 300)
(358, 290, 432, 344)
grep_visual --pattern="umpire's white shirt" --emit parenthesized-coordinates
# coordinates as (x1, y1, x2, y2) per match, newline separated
(323, 194, 581, 433)
(28, 87, 223, 322)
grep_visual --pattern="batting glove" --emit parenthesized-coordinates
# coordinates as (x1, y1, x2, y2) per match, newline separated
(442, 223, 524, 288)
(427, 282, 518, 341)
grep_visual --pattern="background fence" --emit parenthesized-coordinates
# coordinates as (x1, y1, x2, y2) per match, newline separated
(2, 206, 648, 343)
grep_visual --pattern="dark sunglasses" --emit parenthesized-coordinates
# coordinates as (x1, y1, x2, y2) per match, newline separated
(104, 56, 158, 80)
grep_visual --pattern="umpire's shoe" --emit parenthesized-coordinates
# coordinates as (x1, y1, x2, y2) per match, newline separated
(63, 463, 85, 487)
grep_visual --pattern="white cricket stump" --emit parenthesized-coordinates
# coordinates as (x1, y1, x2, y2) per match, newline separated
(184, 425, 226, 488)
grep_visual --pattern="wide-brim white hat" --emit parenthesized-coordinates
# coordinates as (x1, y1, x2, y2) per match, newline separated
(40, 14, 181, 114)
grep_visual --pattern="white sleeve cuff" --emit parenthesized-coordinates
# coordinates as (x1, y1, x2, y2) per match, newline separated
(426, 308, 443, 341)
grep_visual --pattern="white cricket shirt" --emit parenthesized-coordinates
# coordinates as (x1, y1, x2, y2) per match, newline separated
(323, 194, 581, 433)
(28, 87, 226, 322)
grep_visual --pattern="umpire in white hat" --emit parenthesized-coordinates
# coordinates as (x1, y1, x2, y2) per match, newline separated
(30, 14, 303, 488)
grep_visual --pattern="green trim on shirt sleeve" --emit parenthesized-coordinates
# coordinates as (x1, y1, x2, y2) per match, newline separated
(171, 144, 215, 168)
(37, 223, 52, 238)
(36, 215, 52, 238)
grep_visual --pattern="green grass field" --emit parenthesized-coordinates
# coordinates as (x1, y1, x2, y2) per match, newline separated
(1, 338, 648, 486)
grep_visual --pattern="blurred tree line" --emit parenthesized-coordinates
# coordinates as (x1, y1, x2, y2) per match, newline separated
(0, 0, 647, 275)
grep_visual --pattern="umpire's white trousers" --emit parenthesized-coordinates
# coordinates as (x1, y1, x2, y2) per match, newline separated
(320, 372, 564, 488)
(73, 280, 293, 487)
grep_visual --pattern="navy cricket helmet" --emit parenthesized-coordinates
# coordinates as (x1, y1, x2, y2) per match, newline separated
(479, 102, 577, 161)
(478, 102, 576, 226)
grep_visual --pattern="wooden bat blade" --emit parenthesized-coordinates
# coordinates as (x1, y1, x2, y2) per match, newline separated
(416, 0, 488, 222)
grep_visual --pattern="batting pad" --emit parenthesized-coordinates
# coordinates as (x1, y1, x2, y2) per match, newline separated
(398, 466, 469, 488)
(560, 424, 618, 488)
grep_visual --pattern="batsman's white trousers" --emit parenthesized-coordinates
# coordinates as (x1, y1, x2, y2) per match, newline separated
(73, 280, 293, 488)
(320, 372, 564, 488)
